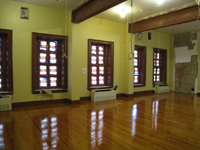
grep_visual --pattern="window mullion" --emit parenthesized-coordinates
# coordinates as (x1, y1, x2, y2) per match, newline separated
(96, 45, 99, 85)
(47, 41, 50, 88)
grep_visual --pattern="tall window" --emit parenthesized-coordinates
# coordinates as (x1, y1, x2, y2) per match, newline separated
(0, 29, 13, 93)
(88, 39, 114, 90)
(134, 45, 146, 87)
(32, 33, 68, 94)
(153, 48, 167, 84)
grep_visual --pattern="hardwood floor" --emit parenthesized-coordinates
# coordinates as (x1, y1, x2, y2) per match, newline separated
(0, 92, 200, 150)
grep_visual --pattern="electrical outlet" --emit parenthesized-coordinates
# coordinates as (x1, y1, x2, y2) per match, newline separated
(82, 68, 87, 74)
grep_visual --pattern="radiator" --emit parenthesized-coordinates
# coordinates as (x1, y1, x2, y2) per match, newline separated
(0, 95, 12, 111)
(155, 84, 170, 93)
(90, 89, 116, 101)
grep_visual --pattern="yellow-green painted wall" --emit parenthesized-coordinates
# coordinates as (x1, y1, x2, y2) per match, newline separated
(0, 0, 68, 102)
(1, 0, 174, 103)
(69, 16, 130, 100)
(134, 30, 171, 92)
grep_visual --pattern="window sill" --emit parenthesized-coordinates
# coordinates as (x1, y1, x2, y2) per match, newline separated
(88, 85, 113, 91)
(32, 88, 67, 94)
(0, 91, 13, 94)
(134, 84, 145, 87)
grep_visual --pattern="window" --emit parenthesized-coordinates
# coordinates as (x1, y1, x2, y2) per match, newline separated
(134, 45, 146, 87)
(0, 29, 13, 93)
(32, 33, 68, 94)
(88, 39, 114, 90)
(153, 48, 167, 84)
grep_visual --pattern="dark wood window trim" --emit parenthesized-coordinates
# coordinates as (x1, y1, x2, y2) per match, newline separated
(134, 45, 146, 87)
(0, 29, 13, 94)
(153, 48, 167, 85)
(88, 39, 114, 90)
(32, 33, 68, 94)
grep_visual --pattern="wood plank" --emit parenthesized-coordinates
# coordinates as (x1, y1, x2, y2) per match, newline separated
(1, 92, 200, 149)
(72, 0, 127, 23)
(129, 5, 199, 33)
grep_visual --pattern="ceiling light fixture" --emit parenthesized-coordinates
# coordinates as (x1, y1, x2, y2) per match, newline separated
(156, 0, 164, 5)
(114, 5, 131, 18)
(120, 9, 126, 17)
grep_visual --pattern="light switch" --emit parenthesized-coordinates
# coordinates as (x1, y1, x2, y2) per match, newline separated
(82, 68, 87, 74)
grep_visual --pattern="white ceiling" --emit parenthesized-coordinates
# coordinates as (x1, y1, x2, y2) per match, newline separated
(11, 0, 200, 35)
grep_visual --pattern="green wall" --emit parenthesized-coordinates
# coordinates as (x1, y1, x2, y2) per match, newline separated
(0, 0, 174, 103)
(133, 30, 171, 92)
(0, 0, 68, 102)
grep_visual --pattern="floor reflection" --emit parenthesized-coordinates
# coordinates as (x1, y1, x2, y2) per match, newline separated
(0, 124, 4, 149)
(90, 110, 104, 147)
(152, 100, 159, 130)
(132, 104, 137, 136)
(40, 116, 58, 150)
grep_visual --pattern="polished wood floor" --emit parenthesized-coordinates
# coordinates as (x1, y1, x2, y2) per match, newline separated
(0, 92, 200, 150)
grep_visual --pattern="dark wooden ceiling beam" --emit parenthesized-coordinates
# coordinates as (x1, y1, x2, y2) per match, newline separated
(72, 0, 127, 23)
(129, 5, 199, 33)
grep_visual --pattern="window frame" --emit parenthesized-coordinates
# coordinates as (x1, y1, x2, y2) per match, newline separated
(134, 45, 146, 87)
(88, 39, 114, 90)
(32, 32, 68, 94)
(0, 29, 13, 94)
(153, 48, 167, 85)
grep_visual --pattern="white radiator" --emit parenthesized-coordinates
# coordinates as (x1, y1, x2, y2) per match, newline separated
(155, 84, 170, 93)
(0, 95, 12, 111)
(90, 89, 116, 101)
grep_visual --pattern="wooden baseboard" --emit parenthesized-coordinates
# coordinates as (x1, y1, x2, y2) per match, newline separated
(134, 90, 154, 97)
(117, 93, 134, 98)
(80, 96, 90, 101)
(12, 98, 80, 108)
(12, 91, 154, 108)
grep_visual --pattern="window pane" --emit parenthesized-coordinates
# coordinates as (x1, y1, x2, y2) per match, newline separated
(50, 54, 57, 64)
(156, 60, 159, 66)
(134, 59, 138, 66)
(99, 66, 104, 75)
(0, 50, 2, 61)
(134, 67, 138, 75)
(134, 50, 138, 58)
(91, 45, 96, 54)
(134, 76, 138, 83)
(91, 76, 97, 85)
(99, 46, 104, 55)
(40, 65, 47, 75)
(99, 76, 104, 84)
(0, 38, 1, 50)
(40, 41, 47, 51)
(99, 56, 104, 64)
(91, 56, 96, 64)
(92, 66, 97, 74)
(157, 68, 160, 74)
(154, 68, 156, 74)
(50, 41, 57, 52)
(154, 75, 156, 82)
(154, 53, 157, 59)
(157, 76, 160, 81)
(49, 66, 57, 75)
(50, 77, 57, 87)
(157, 53, 160, 59)
(0, 78, 1, 89)
(40, 77, 47, 87)
(40, 53, 46, 63)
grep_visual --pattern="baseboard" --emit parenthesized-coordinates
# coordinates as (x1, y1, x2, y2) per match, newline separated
(80, 96, 90, 101)
(117, 93, 134, 98)
(12, 98, 80, 108)
(134, 90, 154, 97)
